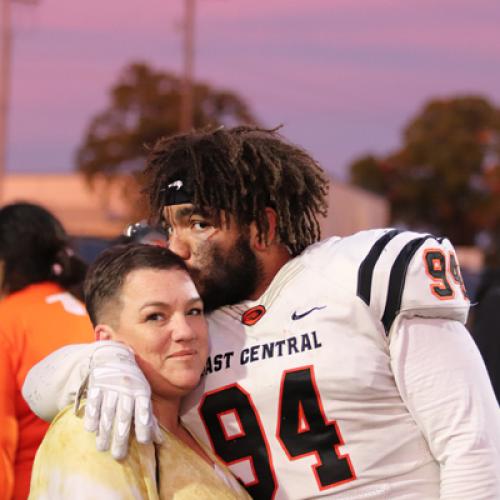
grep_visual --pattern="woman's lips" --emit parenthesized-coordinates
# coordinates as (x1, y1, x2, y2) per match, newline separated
(168, 349, 197, 359)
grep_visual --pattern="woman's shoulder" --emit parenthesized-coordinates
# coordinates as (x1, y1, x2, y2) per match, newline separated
(30, 405, 159, 499)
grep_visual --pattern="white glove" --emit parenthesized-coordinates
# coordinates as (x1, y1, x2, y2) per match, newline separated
(81, 341, 163, 460)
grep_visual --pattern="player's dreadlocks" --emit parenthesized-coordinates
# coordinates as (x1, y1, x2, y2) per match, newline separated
(144, 126, 329, 256)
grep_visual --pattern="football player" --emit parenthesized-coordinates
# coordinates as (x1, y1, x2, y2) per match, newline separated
(24, 127, 500, 499)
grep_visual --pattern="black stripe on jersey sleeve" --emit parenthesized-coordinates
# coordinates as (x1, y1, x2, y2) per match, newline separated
(381, 235, 433, 334)
(357, 229, 402, 306)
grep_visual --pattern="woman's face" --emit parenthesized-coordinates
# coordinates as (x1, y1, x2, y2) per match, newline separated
(101, 268, 208, 399)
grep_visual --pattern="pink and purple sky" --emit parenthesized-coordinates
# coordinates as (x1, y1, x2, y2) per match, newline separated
(7, 0, 500, 179)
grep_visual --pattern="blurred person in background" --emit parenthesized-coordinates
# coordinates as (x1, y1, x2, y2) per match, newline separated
(472, 233, 500, 404)
(0, 202, 94, 500)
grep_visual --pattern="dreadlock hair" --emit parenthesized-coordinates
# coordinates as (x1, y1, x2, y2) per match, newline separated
(144, 126, 329, 256)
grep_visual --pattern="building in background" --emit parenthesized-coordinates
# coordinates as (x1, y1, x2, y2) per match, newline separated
(320, 181, 389, 238)
(3, 174, 128, 237)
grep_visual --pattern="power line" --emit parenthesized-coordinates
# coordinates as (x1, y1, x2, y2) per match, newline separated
(0, 0, 13, 202)
(0, 0, 38, 202)
(179, 0, 195, 132)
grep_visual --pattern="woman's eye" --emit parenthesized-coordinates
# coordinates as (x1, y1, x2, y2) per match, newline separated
(187, 307, 204, 316)
(146, 313, 164, 322)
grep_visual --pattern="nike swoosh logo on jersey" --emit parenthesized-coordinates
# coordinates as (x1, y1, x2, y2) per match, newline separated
(291, 306, 326, 320)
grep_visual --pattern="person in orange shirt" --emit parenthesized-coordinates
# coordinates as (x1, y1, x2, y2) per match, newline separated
(0, 202, 94, 500)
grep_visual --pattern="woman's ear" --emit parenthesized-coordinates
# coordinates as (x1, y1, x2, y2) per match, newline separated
(94, 324, 115, 342)
(250, 207, 279, 252)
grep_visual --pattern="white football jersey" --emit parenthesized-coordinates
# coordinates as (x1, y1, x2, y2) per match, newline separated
(181, 229, 472, 499)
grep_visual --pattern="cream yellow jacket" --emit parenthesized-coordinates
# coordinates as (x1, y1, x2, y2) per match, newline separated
(29, 405, 249, 500)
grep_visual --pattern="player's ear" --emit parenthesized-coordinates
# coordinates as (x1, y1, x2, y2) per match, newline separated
(250, 207, 278, 252)
(95, 324, 115, 342)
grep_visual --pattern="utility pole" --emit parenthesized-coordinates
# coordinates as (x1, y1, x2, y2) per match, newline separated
(179, 0, 195, 132)
(0, 0, 12, 202)
(0, 0, 37, 202)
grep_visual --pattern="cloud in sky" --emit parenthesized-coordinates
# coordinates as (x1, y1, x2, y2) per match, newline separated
(7, 0, 500, 179)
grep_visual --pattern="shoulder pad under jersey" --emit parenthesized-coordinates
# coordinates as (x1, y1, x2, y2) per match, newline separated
(303, 229, 470, 334)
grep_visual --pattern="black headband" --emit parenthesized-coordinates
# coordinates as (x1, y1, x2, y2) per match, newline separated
(162, 179, 193, 206)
